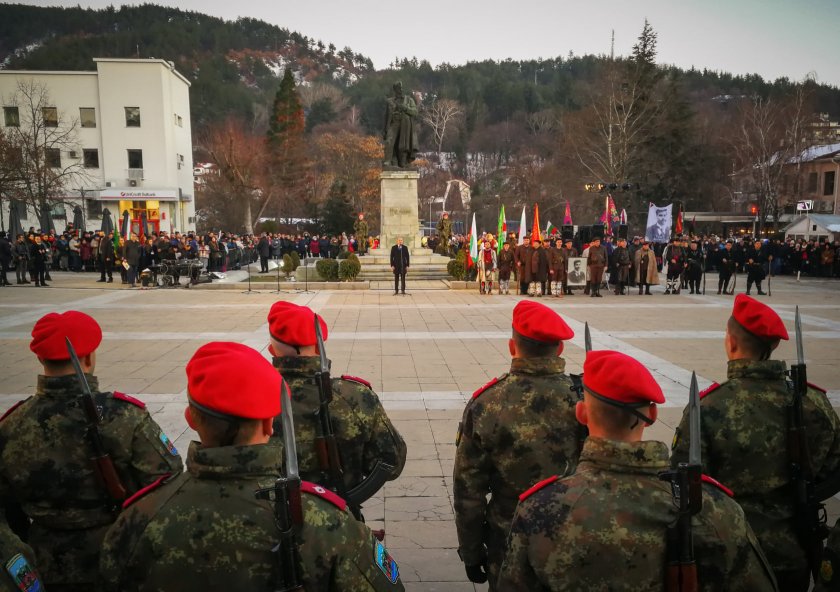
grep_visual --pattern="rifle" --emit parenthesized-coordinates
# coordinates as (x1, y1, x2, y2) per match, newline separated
(727, 268, 737, 295)
(660, 372, 702, 592)
(255, 380, 305, 592)
(314, 314, 389, 518)
(787, 306, 829, 581)
(65, 337, 127, 503)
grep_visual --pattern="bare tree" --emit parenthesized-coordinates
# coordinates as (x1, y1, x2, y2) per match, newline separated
(1, 79, 91, 224)
(421, 98, 463, 158)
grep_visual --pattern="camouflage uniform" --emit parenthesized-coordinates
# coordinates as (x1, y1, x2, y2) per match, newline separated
(819, 519, 840, 591)
(671, 359, 840, 590)
(1, 524, 42, 592)
(99, 441, 404, 591)
(497, 437, 778, 591)
(453, 357, 583, 589)
(271, 356, 407, 497)
(0, 374, 183, 590)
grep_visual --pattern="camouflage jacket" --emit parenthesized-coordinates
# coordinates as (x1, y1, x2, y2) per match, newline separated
(453, 357, 583, 570)
(271, 356, 407, 496)
(671, 359, 840, 575)
(818, 518, 840, 591)
(497, 437, 778, 592)
(0, 374, 183, 588)
(1, 524, 42, 592)
(99, 442, 405, 592)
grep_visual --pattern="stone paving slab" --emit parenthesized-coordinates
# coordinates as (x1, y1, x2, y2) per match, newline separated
(1, 275, 839, 591)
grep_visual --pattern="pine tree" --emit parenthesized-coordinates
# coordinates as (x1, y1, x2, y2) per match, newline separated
(266, 68, 309, 219)
(322, 181, 354, 236)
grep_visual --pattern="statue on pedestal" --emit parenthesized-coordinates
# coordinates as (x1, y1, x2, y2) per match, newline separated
(383, 82, 419, 169)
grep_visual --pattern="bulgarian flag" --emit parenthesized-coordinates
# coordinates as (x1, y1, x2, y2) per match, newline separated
(497, 204, 506, 254)
(517, 206, 527, 245)
(563, 201, 573, 226)
(546, 221, 557, 236)
(467, 213, 478, 268)
(531, 204, 541, 242)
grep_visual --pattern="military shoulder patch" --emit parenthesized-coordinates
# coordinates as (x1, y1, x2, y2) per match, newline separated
(5, 553, 43, 592)
(519, 475, 559, 502)
(122, 472, 172, 509)
(472, 375, 504, 399)
(0, 399, 28, 423)
(341, 375, 372, 389)
(821, 553, 835, 585)
(699, 382, 721, 400)
(808, 381, 828, 394)
(112, 391, 146, 409)
(301, 481, 347, 512)
(702, 474, 734, 498)
(374, 537, 400, 584)
(159, 432, 178, 456)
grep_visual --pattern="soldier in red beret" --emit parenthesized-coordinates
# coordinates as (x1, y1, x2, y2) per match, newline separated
(0, 310, 183, 591)
(498, 350, 778, 591)
(454, 300, 583, 589)
(99, 341, 404, 591)
(266, 301, 406, 518)
(672, 294, 840, 591)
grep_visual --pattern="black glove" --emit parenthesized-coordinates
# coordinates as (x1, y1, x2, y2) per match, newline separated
(464, 562, 488, 584)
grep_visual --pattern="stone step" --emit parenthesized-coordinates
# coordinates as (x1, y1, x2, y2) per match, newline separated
(360, 255, 451, 265)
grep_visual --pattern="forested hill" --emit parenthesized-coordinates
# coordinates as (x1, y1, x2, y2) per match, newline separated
(0, 3, 373, 128)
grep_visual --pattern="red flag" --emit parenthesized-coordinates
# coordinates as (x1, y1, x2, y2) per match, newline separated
(563, 202, 573, 226)
(675, 208, 684, 234)
(531, 204, 541, 242)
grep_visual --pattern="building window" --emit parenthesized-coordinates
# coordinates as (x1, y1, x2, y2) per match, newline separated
(79, 108, 96, 128)
(83, 149, 99, 168)
(3, 106, 19, 127)
(42, 107, 58, 127)
(125, 107, 141, 127)
(45, 148, 61, 168)
(86, 199, 103, 219)
(824, 171, 836, 196)
(807, 172, 818, 193)
(49, 202, 67, 220)
(127, 149, 143, 169)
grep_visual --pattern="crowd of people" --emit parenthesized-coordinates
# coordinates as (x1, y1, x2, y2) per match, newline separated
(0, 227, 382, 288)
(429, 229, 840, 296)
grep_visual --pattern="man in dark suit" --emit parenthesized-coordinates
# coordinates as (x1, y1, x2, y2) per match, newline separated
(390, 236, 410, 295)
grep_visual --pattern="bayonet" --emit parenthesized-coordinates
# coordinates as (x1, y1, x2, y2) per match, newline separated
(687, 372, 702, 513)
(584, 322, 592, 353)
(795, 306, 805, 367)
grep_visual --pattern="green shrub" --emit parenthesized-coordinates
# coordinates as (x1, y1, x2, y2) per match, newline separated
(282, 254, 294, 277)
(448, 249, 467, 280)
(289, 251, 301, 270)
(337, 250, 350, 260)
(338, 253, 362, 281)
(315, 259, 339, 281)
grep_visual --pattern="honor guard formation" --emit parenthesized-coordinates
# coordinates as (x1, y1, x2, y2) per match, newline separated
(2, 295, 839, 591)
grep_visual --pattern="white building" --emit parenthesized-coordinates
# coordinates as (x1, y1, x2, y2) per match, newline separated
(0, 58, 195, 236)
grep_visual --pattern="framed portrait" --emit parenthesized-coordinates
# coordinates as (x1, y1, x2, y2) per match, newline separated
(567, 257, 587, 286)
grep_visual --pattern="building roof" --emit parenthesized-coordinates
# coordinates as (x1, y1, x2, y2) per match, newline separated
(786, 142, 840, 164)
(783, 213, 840, 232)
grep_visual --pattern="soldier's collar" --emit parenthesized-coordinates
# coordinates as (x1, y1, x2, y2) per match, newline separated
(272, 355, 322, 375)
(510, 356, 566, 376)
(187, 441, 282, 480)
(37, 373, 98, 395)
(580, 437, 669, 472)
(726, 359, 787, 381)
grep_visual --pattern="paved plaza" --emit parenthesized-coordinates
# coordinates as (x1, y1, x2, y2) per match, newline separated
(1, 274, 839, 591)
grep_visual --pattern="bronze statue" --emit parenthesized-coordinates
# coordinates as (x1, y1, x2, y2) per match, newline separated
(383, 81, 419, 168)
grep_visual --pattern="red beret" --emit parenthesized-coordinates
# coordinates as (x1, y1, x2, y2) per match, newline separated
(583, 350, 665, 405)
(513, 301, 574, 343)
(186, 342, 281, 420)
(30, 311, 102, 361)
(732, 294, 789, 341)
(267, 301, 328, 347)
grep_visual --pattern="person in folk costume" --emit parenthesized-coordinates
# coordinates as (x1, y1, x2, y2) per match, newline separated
(477, 239, 498, 295)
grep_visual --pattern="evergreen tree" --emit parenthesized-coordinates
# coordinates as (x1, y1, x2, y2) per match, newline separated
(321, 181, 354, 236)
(266, 68, 309, 218)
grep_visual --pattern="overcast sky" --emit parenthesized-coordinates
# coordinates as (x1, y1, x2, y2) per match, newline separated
(26, 0, 840, 86)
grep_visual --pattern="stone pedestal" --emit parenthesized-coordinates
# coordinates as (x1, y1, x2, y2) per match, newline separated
(378, 169, 421, 251)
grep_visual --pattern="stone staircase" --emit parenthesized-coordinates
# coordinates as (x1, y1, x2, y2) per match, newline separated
(358, 249, 452, 281)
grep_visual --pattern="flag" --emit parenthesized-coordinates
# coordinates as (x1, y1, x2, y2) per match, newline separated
(563, 202, 573, 226)
(675, 207, 684, 235)
(546, 221, 557, 236)
(531, 204, 541, 242)
(517, 206, 527, 245)
(497, 204, 506, 254)
(467, 213, 478, 269)
(620, 209, 627, 225)
(601, 195, 611, 236)
(608, 195, 619, 223)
